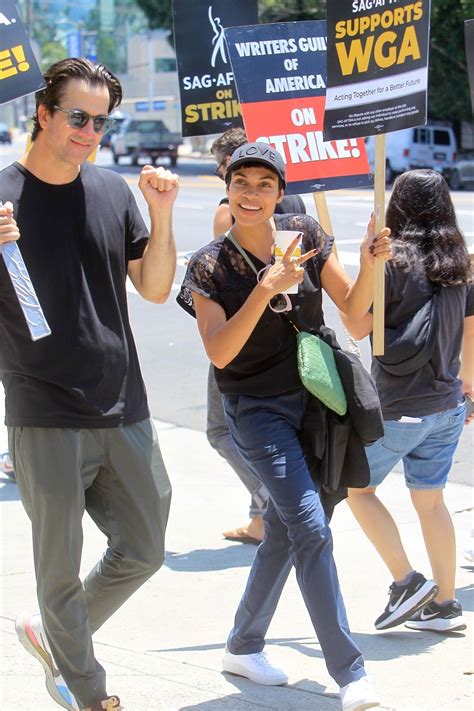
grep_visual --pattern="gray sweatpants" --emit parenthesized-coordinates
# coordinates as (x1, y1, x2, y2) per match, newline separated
(206, 365, 268, 517)
(9, 419, 171, 708)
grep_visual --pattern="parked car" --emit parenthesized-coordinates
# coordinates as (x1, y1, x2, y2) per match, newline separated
(446, 150, 474, 190)
(0, 123, 12, 144)
(365, 124, 457, 183)
(99, 111, 129, 149)
(110, 119, 182, 167)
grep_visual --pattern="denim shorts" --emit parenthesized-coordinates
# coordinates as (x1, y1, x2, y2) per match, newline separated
(365, 402, 466, 490)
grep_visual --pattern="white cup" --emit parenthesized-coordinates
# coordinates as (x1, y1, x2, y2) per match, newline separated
(274, 230, 302, 294)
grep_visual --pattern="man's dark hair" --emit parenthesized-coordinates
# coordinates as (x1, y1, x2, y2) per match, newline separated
(210, 127, 247, 160)
(31, 57, 122, 141)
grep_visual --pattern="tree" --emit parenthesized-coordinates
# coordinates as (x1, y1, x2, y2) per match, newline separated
(85, 1, 148, 74)
(39, 41, 66, 72)
(134, 0, 173, 31)
(428, 0, 473, 122)
(259, 0, 326, 23)
(133, 0, 326, 38)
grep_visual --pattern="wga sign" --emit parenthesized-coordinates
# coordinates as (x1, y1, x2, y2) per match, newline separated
(208, 5, 227, 67)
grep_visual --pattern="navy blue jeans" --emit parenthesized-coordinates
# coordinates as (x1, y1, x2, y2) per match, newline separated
(223, 388, 365, 687)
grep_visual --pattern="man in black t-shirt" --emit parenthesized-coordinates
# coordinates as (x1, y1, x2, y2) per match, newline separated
(206, 129, 307, 545)
(0, 58, 179, 711)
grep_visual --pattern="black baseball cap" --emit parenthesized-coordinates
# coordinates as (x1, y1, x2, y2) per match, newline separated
(227, 142, 286, 187)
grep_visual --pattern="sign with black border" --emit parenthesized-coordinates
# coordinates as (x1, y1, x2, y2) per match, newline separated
(0, 1, 44, 104)
(324, 0, 431, 139)
(172, 0, 258, 137)
(225, 20, 371, 195)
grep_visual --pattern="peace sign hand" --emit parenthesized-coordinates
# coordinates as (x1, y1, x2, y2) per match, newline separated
(261, 234, 317, 296)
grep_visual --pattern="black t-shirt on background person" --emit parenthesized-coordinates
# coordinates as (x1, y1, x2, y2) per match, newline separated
(177, 213, 333, 397)
(0, 162, 150, 428)
(372, 263, 474, 419)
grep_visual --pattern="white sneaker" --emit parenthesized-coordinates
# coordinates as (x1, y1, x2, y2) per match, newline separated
(222, 648, 288, 685)
(340, 675, 380, 711)
(15, 612, 80, 710)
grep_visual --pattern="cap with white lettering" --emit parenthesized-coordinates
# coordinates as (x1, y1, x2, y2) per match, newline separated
(227, 142, 286, 187)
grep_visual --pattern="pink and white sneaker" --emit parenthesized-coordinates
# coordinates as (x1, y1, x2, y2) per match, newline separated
(15, 612, 80, 710)
(0, 451, 15, 481)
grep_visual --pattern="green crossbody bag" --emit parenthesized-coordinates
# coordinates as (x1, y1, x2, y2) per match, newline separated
(295, 330, 347, 416)
(226, 231, 347, 416)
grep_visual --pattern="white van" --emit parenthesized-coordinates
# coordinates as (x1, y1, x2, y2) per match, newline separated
(365, 125, 457, 182)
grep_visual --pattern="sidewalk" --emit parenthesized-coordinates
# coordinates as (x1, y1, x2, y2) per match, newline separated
(0, 408, 473, 710)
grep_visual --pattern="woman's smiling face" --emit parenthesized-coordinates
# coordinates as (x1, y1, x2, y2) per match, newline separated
(227, 165, 284, 226)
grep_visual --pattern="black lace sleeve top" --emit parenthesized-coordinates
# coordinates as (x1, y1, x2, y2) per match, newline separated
(177, 213, 334, 396)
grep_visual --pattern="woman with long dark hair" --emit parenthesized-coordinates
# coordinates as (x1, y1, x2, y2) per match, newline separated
(346, 169, 473, 633)
(178, 142, 392, 711)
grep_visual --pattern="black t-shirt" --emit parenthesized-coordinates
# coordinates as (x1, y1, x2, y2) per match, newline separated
(219, 193, 306, 216)
(372, 263, 474, 419)
(177, 213, 333, 396)
(0, 162, 150, 428)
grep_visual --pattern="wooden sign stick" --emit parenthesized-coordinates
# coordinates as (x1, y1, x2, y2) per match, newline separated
(372, 133, 386, 355)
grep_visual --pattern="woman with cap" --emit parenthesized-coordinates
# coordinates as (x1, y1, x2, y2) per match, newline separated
(177, 142, 391, 711)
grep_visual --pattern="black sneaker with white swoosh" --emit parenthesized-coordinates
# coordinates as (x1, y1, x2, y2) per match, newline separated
(405, 599, 466, 632)
(374, 572, 438, 630)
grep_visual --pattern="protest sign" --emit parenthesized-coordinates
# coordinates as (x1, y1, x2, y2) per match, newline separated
(323, 0, 431, 140)
(465, 20, 474, 113)
(0, 0, 44, 103)
(224, 20, 370, 195)
(172, 0, 258, 137)
(0, 3, 50, 340)
(323, 2, 432, 355)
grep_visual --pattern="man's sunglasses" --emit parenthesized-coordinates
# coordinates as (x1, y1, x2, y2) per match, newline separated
(214, 159, 227, 181)
(54, 105, 116, 134)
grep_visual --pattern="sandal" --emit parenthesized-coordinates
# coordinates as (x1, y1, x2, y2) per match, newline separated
(223, 526, 262, 545)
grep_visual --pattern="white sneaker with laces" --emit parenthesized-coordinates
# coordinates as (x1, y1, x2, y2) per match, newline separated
(222, 648, 288, 685)
(340, 675, 380, 711)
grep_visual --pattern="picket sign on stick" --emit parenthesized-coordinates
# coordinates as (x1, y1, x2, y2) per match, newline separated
(0, 0, 50, 340)
(313, 191, 361, 358)
(372, 134, 386, 356)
